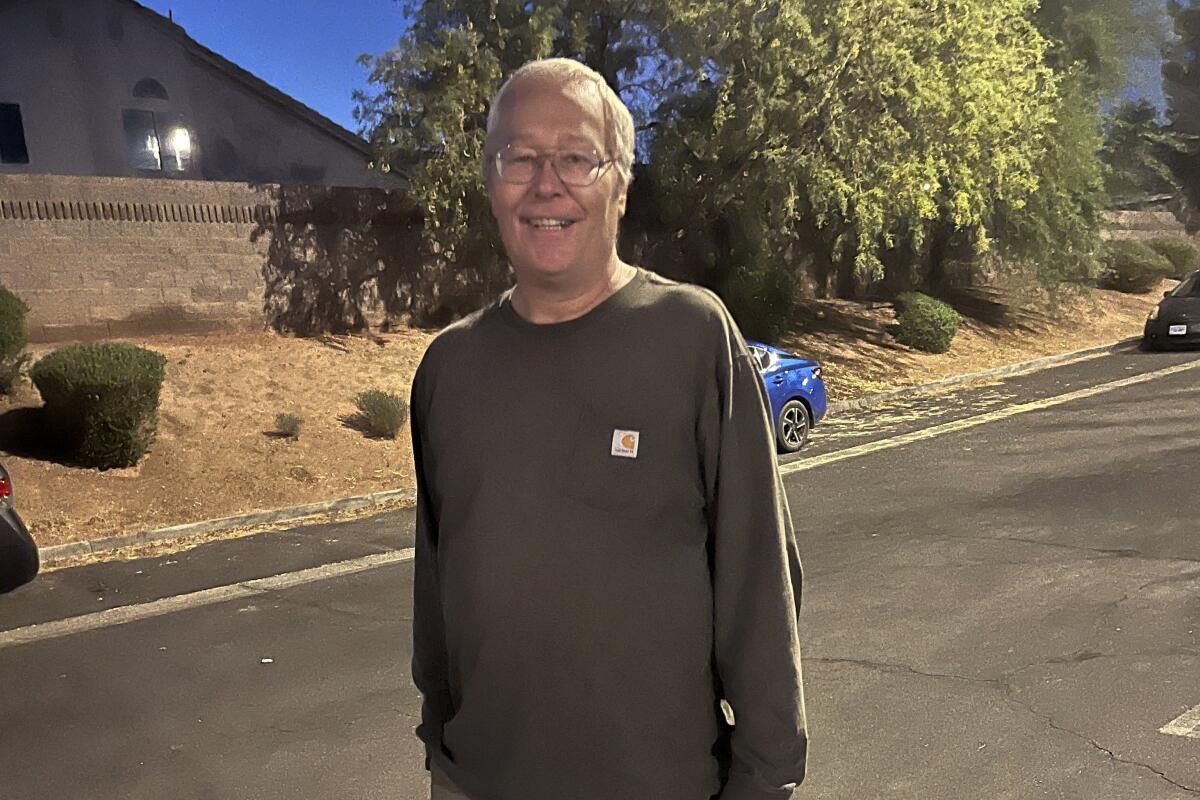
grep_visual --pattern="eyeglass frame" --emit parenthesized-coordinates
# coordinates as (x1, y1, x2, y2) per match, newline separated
(489, 144, 617, 188)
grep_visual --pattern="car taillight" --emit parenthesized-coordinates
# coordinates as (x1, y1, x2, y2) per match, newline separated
(0, 477, 10, 499)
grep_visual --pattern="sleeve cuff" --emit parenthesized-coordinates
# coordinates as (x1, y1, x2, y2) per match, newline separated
(717, 773, 800, 800)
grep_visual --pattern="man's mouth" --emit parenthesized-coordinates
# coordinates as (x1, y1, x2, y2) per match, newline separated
(523, 217, 577, 231)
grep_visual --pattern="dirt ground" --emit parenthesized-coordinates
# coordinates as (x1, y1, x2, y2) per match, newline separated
(1, 279, 1169, 549)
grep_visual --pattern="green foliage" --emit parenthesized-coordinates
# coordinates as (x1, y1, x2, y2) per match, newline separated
(274, 412, 303, 439)
(719, 266, 797, 344)
(1164, 1, 1200, 208)
(359, 0, 1075, 299)
(0, 284, 28, 362)
(0, 284, 29, 395)
(893, 292, 962, 353)
(991, 70, 1105, 288)
(1146, 237, 1200, 276)
(1166, 1, 1200, 136)
(353, 389, 408, 439)
(1097, 240, 1177, 292)
(0, 354, 29, 396)
(1035, 0, 1170, 96)
(30, 343, 167, 469)
(1100, 101, 1185, 205)
(649, 0, 1062, 285)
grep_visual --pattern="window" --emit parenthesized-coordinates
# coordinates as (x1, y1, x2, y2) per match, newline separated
(0, 103, 30, 164)
(123, 109, 161, 170)
(122, 109, 192, 173)
(132, 78, 169, 101)
(1171, 273, 1200, 298)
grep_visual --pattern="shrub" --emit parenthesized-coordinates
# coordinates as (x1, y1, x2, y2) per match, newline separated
(1097, 240, 1176, 293)
(0, 284, 29, 395)
(30, 343, 167, 469)
(274, 412, 303, 439)
(1145, 238, 1200, 278)
(353, 389, 408, 439)
(893, 292, 962, 353)
(0, 354, 29, 395)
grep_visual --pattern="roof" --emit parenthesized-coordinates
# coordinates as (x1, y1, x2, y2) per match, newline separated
(121, 0, 373, 157)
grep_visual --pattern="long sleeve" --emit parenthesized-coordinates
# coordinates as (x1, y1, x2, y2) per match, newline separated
(409, 364, 454, 771)
(700, 335, 808, 800)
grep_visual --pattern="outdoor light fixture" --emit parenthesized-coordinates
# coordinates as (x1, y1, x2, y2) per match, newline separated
(162, 125, 193, 171)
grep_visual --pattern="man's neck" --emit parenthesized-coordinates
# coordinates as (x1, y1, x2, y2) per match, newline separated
(511, 260, 637, 324)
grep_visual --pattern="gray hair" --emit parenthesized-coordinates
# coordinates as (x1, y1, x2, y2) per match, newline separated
(486, 58, 635, 186)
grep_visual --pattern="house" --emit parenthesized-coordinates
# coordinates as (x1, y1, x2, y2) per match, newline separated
(0, 0, 395, 188)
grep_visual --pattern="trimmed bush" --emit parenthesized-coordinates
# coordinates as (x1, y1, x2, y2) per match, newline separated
(0, 284, 29, 395)
(1145, 238, 1200, 278)
(30, 343, 167, 469)
(1097, 240, 1176, 293)
(894, 292, 962, 353)
(274, 412, 303, 439)
(353, 389, 408, 439)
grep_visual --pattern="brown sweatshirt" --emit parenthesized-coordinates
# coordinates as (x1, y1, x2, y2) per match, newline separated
(409, 268, 806, 800)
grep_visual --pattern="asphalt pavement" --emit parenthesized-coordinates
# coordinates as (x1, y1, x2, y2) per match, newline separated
(1, 346, 1198, 799)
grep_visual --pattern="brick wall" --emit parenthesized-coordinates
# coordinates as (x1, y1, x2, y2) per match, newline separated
(0, 174, 276, 341)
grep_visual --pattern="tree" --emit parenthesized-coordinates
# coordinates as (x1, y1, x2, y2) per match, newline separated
(647, 0, 1061, 297)
(1163, 1, 1200, 211)
(1037, 0, 1171, 97)
(990, 0, 1171, 289)
(1101, 99, 1185, 204)
(358, 0, 1085, 328)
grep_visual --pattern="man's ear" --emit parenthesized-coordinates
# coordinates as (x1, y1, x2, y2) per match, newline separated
(615, 180, 628, 219)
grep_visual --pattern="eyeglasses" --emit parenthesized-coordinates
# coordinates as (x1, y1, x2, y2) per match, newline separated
(492, 145, 615, 187)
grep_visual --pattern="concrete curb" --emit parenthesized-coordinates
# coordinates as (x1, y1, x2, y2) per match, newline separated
(824, 337, 1142, 416)
(39, 487, 416, 566)
(38, 336, 1141, 565)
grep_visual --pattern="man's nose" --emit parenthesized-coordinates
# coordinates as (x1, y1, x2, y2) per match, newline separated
(531, 156, 565, 195)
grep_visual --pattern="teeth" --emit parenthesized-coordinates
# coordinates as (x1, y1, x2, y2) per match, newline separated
(528, 218, 573, 229)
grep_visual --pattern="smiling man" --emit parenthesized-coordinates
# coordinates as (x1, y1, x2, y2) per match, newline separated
(409, 58, 807, 800)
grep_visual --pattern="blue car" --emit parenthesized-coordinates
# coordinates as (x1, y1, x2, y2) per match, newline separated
(747, 341, 827, 453)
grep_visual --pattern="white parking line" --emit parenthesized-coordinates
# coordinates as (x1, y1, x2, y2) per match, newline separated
(0, 548, 415, 651)
(1160, 704, 1200, 739)
(782, 359, 1200, 476)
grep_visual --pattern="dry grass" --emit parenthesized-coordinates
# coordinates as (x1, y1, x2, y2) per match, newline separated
(0, 280, 1168, 548)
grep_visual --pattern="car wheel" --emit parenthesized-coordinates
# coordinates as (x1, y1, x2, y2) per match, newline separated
(776, 400, 810, 453)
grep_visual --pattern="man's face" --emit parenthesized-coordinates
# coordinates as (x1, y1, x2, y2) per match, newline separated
(485, 76, 627, 285)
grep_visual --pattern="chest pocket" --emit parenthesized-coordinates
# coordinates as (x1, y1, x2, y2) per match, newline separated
(563, 405, 703, 521)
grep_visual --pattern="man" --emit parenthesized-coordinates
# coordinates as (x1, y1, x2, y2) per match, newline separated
(410, 58, 807, 800)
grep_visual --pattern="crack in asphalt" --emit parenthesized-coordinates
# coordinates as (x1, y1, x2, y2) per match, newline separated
(999, 687, 1200, 795)
(813, 654, 1200, 794)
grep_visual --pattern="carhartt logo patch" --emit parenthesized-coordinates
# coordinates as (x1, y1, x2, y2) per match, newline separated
(611, 429, 640, 458)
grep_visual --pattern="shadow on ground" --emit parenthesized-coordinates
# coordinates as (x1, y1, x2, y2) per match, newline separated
(0, 406, 68, 464)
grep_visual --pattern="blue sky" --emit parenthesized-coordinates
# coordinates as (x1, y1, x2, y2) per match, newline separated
(138, 0, 409, 134)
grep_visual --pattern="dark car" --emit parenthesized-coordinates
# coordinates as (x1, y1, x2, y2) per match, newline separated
(747, 341, 828, 453)
(0, 462, 38, 594)
(1144, 270, 1200, 350)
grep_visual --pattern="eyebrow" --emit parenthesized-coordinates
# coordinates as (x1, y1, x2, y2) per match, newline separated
(502, 134, 602, 150)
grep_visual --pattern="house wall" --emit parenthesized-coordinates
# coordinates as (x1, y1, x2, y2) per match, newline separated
(0, 0, 390, 188)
